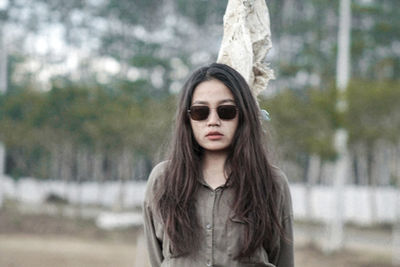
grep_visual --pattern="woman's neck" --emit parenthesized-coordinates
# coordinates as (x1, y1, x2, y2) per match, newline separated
(202, 150, 228, 189)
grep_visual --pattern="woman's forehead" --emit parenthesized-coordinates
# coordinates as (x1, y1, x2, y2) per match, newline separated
(191, 80, 235, 104)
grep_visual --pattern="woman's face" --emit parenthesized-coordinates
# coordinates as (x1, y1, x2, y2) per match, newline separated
(189, 79, 239, 153)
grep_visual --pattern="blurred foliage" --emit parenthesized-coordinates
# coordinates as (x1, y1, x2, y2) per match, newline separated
(267, 0, 399, 88)
(346, 80, 400, 146)
(259, 80, 400, 182)
(261, 87, 337, 162)
(0, 83, 176, 180)
(176, 0, 227, 25)
(1, 80, 399, 181)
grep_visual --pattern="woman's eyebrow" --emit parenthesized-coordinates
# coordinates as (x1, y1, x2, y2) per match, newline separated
(218, 99, 235, 104)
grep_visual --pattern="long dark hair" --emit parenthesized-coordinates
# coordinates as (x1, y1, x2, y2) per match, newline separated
(156, 63, 284, 259)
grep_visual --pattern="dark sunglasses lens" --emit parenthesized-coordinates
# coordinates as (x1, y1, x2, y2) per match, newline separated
(217, 105, 237, 120)
(190, 106, 210, 120)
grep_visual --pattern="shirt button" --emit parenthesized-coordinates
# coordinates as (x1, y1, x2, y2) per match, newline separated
(206, 223, 212, 230)
(206, 260, 212, 266)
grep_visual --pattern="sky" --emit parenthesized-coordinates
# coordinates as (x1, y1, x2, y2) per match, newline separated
(0, 0, 8, 10)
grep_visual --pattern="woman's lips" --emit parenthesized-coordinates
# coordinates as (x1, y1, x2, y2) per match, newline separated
(206, 131, 223, 140)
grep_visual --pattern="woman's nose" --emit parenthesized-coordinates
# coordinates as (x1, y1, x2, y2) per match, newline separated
(207, 109, 221, 126)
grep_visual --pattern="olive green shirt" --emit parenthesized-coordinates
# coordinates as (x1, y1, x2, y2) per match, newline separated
(143, 161, 294, 267)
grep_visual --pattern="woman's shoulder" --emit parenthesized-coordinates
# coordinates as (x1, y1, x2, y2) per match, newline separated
(144, 160, 169, 203)
(271, 165, 290, 191)
(148, 160, 169, 181)
(271, 165, 293, 219)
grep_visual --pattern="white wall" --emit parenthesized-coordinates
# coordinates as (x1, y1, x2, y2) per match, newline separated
(291, 184, 398, 225)
(1, 176, 398, 225)
(1, 175, 147, 209)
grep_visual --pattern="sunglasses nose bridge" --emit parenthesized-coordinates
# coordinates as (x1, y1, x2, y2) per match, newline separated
(207, 107, 221, 123)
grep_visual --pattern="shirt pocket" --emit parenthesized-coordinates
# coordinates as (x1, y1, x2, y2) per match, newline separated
(227, 215, 274, 267)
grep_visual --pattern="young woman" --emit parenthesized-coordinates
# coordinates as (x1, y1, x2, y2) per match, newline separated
(143, 63, 294, 267)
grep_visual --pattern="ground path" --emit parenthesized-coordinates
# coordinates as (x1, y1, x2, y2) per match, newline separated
(0, 202, 397, 267)
(0, 230, 396, 267)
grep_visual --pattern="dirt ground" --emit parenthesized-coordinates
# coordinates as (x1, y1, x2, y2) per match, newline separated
(0, 202, 398, 267)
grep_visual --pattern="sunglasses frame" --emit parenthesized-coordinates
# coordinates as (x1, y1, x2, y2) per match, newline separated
(187, 104, 239, 121)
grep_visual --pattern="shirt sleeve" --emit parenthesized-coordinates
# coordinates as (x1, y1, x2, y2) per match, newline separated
(143, 201, 163, 267)
(272, 170, 295, 267)
(275, 215, 294, 267)
(143, 162, 168, 267)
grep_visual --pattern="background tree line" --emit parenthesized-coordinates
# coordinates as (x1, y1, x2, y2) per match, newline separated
(0, 81, 175, 182)
(0, 79, 399, 186)
(0, 0, 399, 186)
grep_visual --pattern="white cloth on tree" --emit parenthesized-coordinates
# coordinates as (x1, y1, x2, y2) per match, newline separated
(217, 0, 274, 98)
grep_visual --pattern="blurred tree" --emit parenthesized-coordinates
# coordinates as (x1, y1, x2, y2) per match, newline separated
(176, 0, 226, 26)
(267, 0, 338, 90)
(265, 89, 336, 157)
(352, 0, 400, 80)
(346, 80, 400, 186)
(260, 86, 337, 182)
(0, 80, 175, 182)
(346, 81, 400, 145)
(267, 0, 399, 94)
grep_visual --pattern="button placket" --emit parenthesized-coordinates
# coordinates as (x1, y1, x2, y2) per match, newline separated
(206, 189, 217, 267)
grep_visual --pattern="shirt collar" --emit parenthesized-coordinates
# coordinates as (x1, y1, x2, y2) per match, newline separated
(197, 176, 232, 190)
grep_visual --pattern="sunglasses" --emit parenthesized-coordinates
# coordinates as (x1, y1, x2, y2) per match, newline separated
(188, 105, 238, 121)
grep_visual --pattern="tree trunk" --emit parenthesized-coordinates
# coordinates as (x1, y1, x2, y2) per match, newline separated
(389, 144, 397, 186)
(368, 144, 378, 224)
(50, 143, 61, 180)
(375, 141, 390, 185)
(305, 154, 320, 220)
(397, 143, 400, 184)
(93, 149, 105, 206)
(76, 148, 89, 217)
(358, 143, 369, 185)
(326, 129, 349, 252)
(0, 24, 7, 94)
(0, 142, 5, 208)
(60, 142, 73, 200)
(0, 24, 6, 209)
(319, 161, 335, 185)
(115, 148, 133, 211)
(328, 0, 353, 250)
(392, 188, 400, 265)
